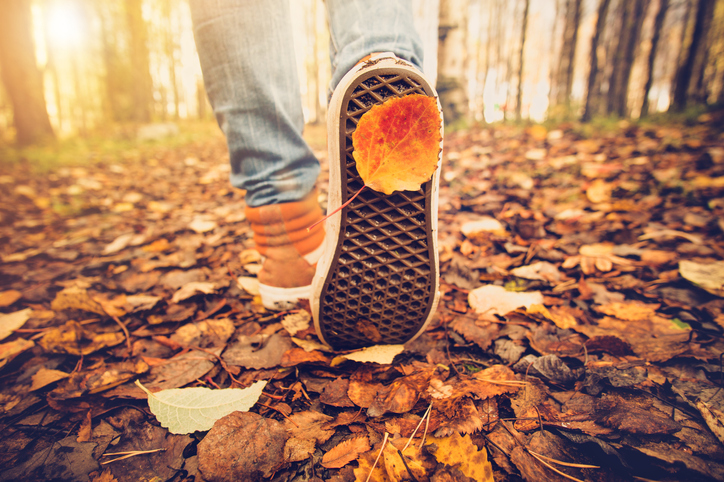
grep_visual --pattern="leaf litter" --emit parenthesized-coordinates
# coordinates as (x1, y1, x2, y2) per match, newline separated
(1, 117, 724, 480)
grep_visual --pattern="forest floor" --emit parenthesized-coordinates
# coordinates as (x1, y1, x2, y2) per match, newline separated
(1, 113, 724, 482)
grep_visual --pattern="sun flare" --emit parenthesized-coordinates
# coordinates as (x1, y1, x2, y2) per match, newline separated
(44, 1, 85, 49)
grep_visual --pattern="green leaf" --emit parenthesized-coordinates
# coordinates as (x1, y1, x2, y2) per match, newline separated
(135, 379, 267, 434)
(670, 318, 691, 330)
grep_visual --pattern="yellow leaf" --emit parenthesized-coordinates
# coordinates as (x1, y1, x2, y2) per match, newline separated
(426, 432, 494, 481)
(352, 95, 442, 195)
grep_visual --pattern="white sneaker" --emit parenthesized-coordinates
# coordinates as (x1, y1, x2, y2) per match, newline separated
(311, 53, 443, 350)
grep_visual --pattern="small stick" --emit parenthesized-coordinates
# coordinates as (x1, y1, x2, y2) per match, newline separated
(101, 448, 166, 465)
(111, 315, 132, 354)
(365, 432, 389, 482)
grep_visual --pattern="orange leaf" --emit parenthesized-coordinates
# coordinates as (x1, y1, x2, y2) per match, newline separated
(321, 436, 371, 469)
(352, 94, 441, 195)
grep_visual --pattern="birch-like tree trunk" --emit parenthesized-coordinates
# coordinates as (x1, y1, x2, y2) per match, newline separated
(641, 0, 670, 116)
(607, 0, 649, 117)
(672, 0, 715, 110)
(582, 0, 611, 121)
(515, 0, 530, 121)
(437, 0, 469, 124)
(551, 0, 582, 112)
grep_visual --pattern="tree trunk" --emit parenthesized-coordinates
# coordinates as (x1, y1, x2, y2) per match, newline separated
(0, 0, 55, 145)
(437, 0, 469, 124)
(608, 0, 649, 117)
(127, 0, 154, 122)
(641, 0, 669, 116)
(672, 0, 715, 110)
(515, 0, 530, 121)
(163, 0, 180, 119)
(551, 0, 582, 113)
(582, 0, 611, 121)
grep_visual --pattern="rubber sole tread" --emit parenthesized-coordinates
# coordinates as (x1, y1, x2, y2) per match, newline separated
(317, 66, 439, 350)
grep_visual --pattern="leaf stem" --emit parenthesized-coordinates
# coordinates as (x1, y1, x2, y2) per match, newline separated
(307, 184, 367, 232)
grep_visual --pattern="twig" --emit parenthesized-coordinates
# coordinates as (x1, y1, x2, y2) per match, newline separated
(397, 449, 420, 482)
(527, 451, 586, 482)
(101, 448, 166, 465)
(527, 450, 599, 469)
(365, 432, 389, 482)
(111, 315, 132, 354)
(258, 402, 298, 427)
(401, 403, 432, 453)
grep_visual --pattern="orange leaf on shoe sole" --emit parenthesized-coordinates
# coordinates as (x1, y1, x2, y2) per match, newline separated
(352, 94, 441, 195)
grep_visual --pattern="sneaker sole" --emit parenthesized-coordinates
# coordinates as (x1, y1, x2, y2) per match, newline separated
(311, 54, 443, 350)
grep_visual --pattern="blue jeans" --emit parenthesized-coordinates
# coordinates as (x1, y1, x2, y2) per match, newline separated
(190, 0, 424, 207)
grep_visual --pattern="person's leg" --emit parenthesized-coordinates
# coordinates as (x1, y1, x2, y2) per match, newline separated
(190, 0, 324, 309)
(312, 2, 443, 350)
(190, 0, 319, 207)
(325, 0, 425, 92)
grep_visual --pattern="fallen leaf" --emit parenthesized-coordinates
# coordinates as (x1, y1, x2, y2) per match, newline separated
(0, 308, 32, 341)
(136, 379, 267, 434)
(281, 311, 311, 336)
(171, 281, 218, 303)
(680, 260, 724, 297)
(30, 368, 70, 391)
(223, 332, 292, 369)
(321, 436, 371, 469)
(696, 399, 724, 445)
(426, 432, 494, 482)
(341, 344, 405, 364)
(51, 286, 106, 315)
(527, 304, 578, 329)
(586, 179, 612, 203)
(103, 233, 135, 255)
(39, 321, 125, 356)
(468, 285, 543, 316)
(236, 276, 260, 296)
(510, 262, 562, 283)
(188, 216, 217, 233)
(352, 94, 441, 194)
(0, 338, 34, 369)
(0, 435, 99, 481)
(461, 217, 507, 237)
(0, 290, 22, 307)
(197, 411, 287, 481)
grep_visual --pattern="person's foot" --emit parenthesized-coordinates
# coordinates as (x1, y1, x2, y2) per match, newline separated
(311, 53, 443, 350)
(245, 190, 325, 310)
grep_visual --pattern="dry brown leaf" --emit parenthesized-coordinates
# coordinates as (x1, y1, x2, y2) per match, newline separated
(321, 436, 371, 469)
(198, 411, 287, 481)
(171, 281, 218, 303)
(0, 308, 32, 341)
(0, 290, 22, 308)
(51, 286, 106, 315)
(39, 321, 125, 356)
(30, 368, 70, 391)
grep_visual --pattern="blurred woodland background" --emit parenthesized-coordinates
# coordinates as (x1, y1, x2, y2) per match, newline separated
(0, 0, 723, 147)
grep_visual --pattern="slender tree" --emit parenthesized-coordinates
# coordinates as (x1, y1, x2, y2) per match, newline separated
(582, 0, 611, 121)
(641, 0, 670, 116)
(515, 0, 530, 121)
(551, 0, 582, 113)
(437, 0, 469, 123)
(126, 0, 154, 122)
(672, 0, 716, 110)
(607, 0, 649, 117)
(0, 0, 55, 145)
